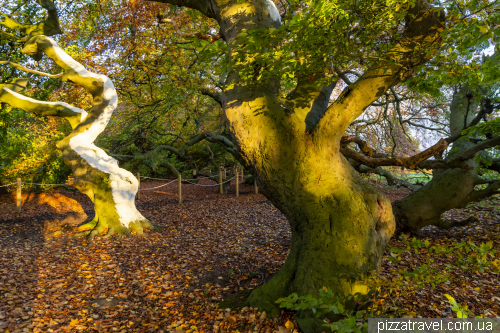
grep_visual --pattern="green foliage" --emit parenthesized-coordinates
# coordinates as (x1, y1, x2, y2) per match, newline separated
(407, 3, 500, 96)
(388, 247, 450, 289)
(276, 287, 368, 333)
(389, 236, 500, 275)
(453, 241, 497, 273)
(231, 0, 413, 87)
(0, 104, 71, 187)
(444, 294, 480, 318)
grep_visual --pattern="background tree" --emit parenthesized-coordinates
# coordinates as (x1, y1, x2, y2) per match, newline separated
(343, 49, 500, 232)
(0, 3, 156, 239)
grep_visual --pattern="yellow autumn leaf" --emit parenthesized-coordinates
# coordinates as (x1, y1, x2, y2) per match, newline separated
(285, 320, 294, 330)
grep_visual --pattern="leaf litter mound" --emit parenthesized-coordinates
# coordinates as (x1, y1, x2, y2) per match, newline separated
(0, 179, 499, 333)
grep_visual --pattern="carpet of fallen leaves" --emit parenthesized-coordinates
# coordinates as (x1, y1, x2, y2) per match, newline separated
(0, 179, 499, 333)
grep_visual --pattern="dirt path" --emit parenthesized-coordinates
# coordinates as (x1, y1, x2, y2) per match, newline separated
(0, 180, 499, 332)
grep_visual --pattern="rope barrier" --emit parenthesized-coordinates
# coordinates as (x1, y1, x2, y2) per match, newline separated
(5, 174, 247, 191)
(140, 175, 217, 181)
(140, 179, 178, 191)
(182, 175, 216, 181)
(139, 176, 175, 181)
(183, 176, 236, 187)
(21, 182, 68, 186)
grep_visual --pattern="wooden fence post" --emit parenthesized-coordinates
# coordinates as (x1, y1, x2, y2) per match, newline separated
(224, 168, 226, 180)
(136, 172, 140, 200)
(254, 178, 258, 194)
(17, 178, 21, 213)
(236, 168, 239, 198)
(219, 170, 223, 194)
(178, 174, 182, 204)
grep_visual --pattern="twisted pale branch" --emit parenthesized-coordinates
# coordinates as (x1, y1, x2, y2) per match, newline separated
(0, 86, 87, 129)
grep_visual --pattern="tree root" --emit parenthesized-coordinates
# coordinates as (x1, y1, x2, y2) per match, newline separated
(436, 216, 478, 230)
(75, 218, 98, 233)
(73, 230, 91, 238)
(103, 227, 115, 239)
(140, 219, 165, 231)
(73, 218, 159, 241)
(88, 223, 108, 242)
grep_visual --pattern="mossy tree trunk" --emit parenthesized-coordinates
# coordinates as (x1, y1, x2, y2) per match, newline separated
(0, 36, 154, 240)
(152, 0, 444, 327)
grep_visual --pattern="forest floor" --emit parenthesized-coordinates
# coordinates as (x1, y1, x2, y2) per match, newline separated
(0, 179, 499, 333)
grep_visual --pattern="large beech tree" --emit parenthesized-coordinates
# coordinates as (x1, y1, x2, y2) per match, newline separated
(149, 0, 446, 325)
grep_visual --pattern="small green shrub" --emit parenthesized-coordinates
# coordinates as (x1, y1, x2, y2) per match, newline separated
(276, 287, 368, 333)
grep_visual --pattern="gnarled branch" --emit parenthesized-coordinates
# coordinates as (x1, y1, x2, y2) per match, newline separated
(200, 88, 222, 107)
(315, 1, 445, 139)
(341, 137, 458, 170)
(0, 86, 87, 129)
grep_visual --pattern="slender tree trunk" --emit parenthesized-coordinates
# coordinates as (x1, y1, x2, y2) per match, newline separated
(0, 36, 154, 240)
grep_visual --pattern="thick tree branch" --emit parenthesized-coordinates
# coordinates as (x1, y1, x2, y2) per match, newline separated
(315, 1, 445, 139)
(467, 180, 500, 202)
(452, 136, 500, 164)
(20, 35, 105, 95)
(200, 88, 222, 107)
(284, 72, 338, 131)
(341, 138, 458, 169)
(356, 165, 422, 191)
(304, 78, 338, 132)
(0, 77, 29, 93)
(341, 131, 500, 170)
(341, 135, 377, 157)
(0, 85, 87, 129)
